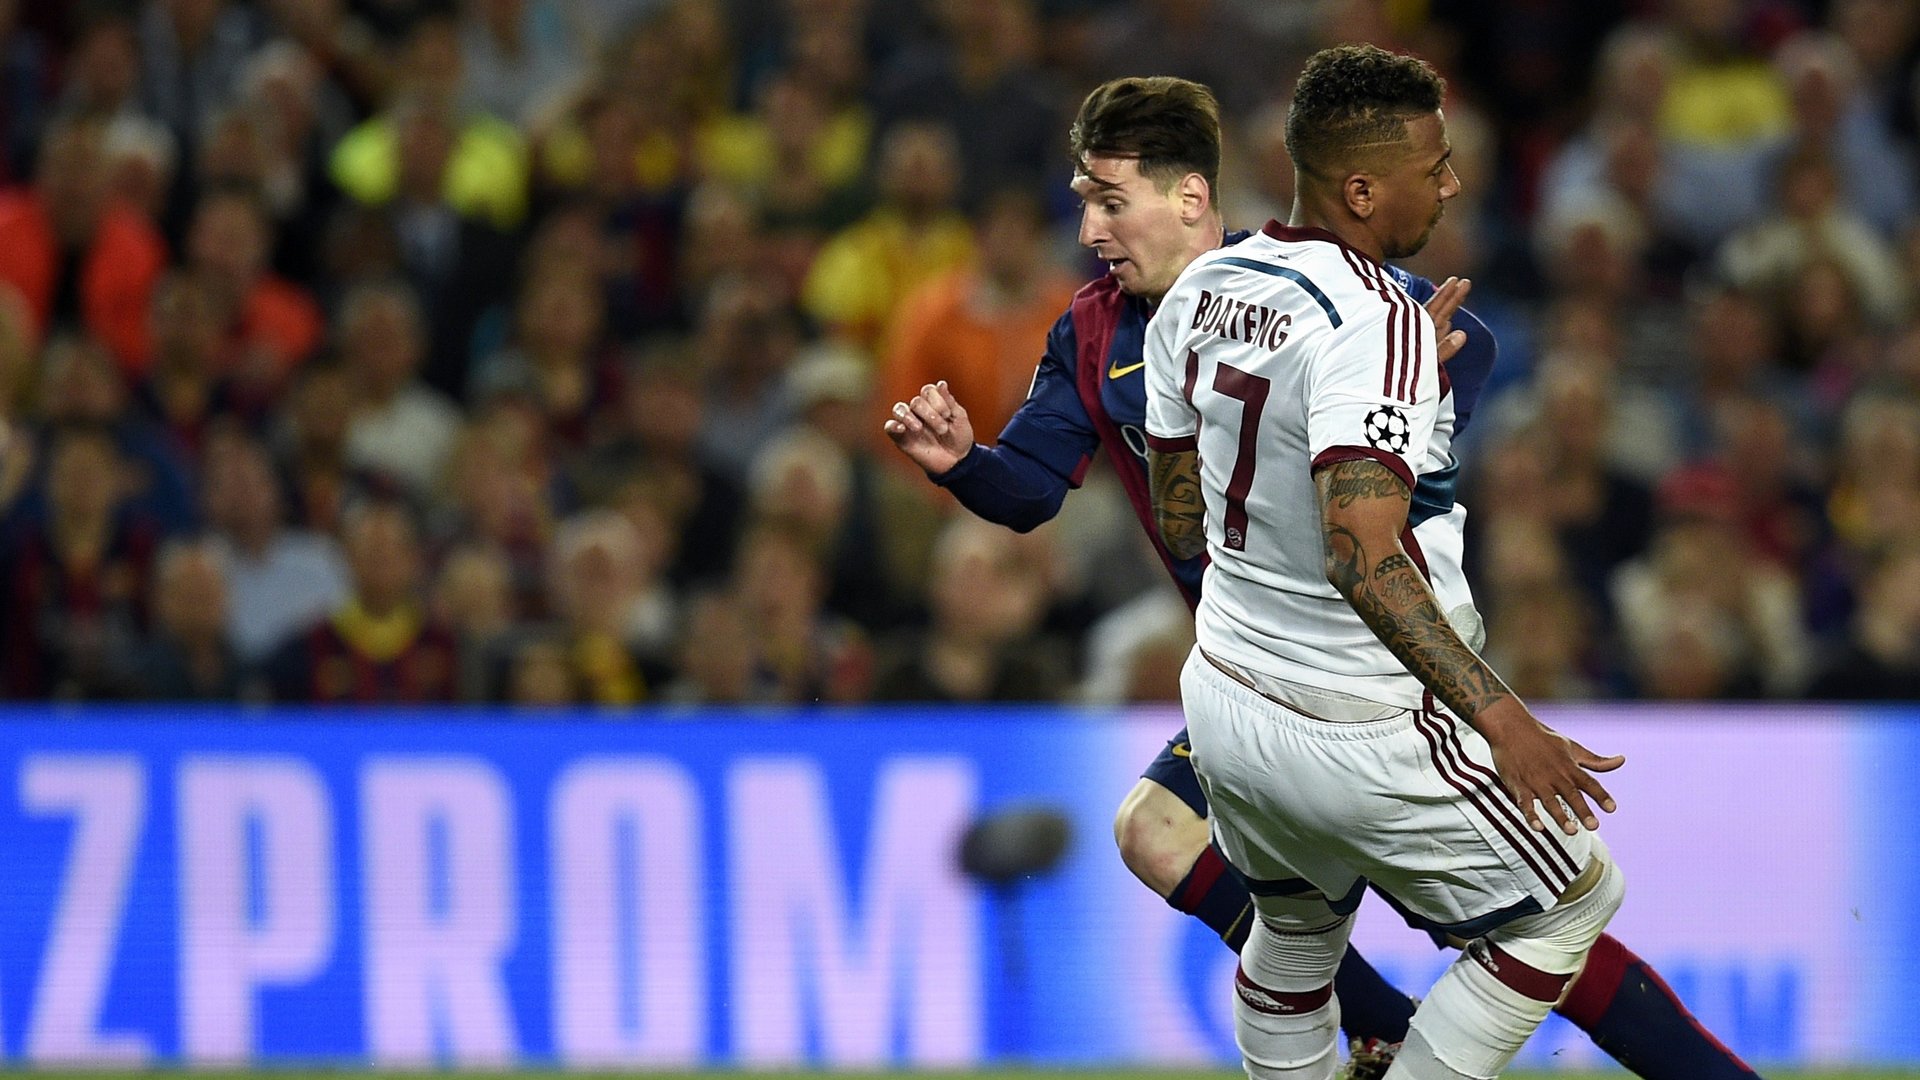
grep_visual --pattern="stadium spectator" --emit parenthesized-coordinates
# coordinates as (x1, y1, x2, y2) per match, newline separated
(542, 509, 668, 704)
(728, 521, 872, 703)
(37, 333, 197, 533)
(202, 430, 349, 665)
(136, 0, 264, 149)
(336, 278, 461, 499)
(118, 536, 254, 700)
(779, 346, 942, 629)
(0, 424, 160, 699)
(578, 342, 742, 588)
(328, 17, 530, 231)
(873, 516, 1068, 702)
(871, 0, 1061, 204)
(0, 118, 168, 371)
(274, 360, 366, 536)
(1613, 466, 1814, 697)
(1807, 541, 1920, 699)
(801, 121, 974, 350)
(179, 185, 325, 389)
(265, 498, 458, 703)
(430, 541, 518, 701)
(331, 87, 521, 394)
(469, 267, 616, 447)
(457, 0, 581, 129)
(881, 188, 1080, 444)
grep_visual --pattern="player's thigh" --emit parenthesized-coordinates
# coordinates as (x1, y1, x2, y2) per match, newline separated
(1176, 648, 1364, 901)
(1361, 703, 1600, 937)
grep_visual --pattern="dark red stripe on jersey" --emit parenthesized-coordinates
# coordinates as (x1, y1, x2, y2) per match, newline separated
(1402, 288, 1419, 401)
(1470, 940, 1574, 1003)
(1407, 293, 1424, 404)
(1340, 246, 1381, 297)
(1438, 710, 1584, 882)
(1413, 706, 1573, 895)
(1182, 347, 1199, 405)
(1234, 965, 1334, 1016)
(1383, 287, 1402, 398)
(1422, 698, 1581, 889)
(1339, 246, 1414, 404)
(1310, 446, 1413, 491)
(1146, 433, 1197, 452)
(1397, 282, 1415, 401)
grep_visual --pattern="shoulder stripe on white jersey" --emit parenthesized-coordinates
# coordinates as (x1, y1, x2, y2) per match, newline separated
(1211, 256, 1343, 327)
(1336, 246, 1418, 406)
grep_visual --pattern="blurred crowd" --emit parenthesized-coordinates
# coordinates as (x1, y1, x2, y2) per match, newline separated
(0, 0, 1914, 707)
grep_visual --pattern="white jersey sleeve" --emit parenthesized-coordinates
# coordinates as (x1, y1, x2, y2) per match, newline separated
(1305, 286, 1438, 490)
(1143, 295, 1197, 450)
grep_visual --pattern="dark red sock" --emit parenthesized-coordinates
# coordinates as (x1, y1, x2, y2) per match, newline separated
(1558, 934, 1761, 1080)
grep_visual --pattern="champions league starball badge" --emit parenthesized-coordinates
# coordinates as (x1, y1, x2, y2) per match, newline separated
(1362, 405, 1411, 454)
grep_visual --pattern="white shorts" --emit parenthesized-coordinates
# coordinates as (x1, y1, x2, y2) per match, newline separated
(1181, 646, 1595, 936)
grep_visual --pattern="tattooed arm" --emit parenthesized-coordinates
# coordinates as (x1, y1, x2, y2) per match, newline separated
(1316, 458, 1624, 836)
(1149, 447, 1207, 561)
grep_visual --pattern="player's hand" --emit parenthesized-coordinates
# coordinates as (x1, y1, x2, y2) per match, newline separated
(1475, 698, 1623, 835)
(1425, 276, 1471, 365)
(883, 381, 976, 475)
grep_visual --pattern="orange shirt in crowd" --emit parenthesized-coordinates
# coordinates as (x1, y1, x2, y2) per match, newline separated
(0, 190, 167, 371)
(882, 267, 1080, 449)
(230, 276, 324, 384)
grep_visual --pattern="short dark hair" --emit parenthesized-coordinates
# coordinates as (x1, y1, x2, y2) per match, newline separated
(1069, 76, 1222, 197)
(1286, 45, 1445, 179)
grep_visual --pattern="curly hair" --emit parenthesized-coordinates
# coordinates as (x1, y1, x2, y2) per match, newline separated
(1285, 44, 1445, 180)
(1069, 76, 1222, 196)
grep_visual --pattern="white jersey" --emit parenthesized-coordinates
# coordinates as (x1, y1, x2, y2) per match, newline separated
(1143, 223, 1475, 708)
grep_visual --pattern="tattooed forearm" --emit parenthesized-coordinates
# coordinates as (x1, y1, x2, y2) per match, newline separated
(1150, 448, 1208, 561)
(1317, 461, 1512, 721)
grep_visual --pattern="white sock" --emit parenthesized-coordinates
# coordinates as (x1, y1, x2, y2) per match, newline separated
(1233, 912, 1350, 1080)
(1393, 857, 1626, 1079)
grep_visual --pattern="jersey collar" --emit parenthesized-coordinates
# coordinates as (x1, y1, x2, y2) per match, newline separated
(1261, 221, 1382, 267)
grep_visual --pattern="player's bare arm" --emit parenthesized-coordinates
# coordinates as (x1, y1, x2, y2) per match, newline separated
(1148, 447, 1207, 560)
(1316, 458, 1624, 838)
(884, 381, 975, 474)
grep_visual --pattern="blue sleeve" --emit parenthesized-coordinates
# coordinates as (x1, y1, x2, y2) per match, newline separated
(1390, 268, 1498, 437)
(930, 311, 1099, 533)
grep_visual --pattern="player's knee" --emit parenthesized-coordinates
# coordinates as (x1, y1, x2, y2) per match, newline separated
(1112, 788, 1208, 897)
(1487, 853, 1626, 993)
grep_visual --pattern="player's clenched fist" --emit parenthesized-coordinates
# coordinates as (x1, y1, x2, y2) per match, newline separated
(883, 380, 975, 475)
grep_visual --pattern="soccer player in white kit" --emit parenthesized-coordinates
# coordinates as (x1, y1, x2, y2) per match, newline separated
(1142, 45, 1628, 1080)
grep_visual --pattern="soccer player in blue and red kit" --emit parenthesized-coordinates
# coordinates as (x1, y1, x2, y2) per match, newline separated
(886, 76, 1760, 1080)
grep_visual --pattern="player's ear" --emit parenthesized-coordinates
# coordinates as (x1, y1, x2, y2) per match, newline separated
(1177, 171, 1211, 224)
(1344, 173, 1374, 220)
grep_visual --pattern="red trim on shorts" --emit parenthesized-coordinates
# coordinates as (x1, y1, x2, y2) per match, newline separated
(1412, 706, 1574, 895)
(1234, 965, 1334, 1015)
(1430, 697, 1583, 882)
